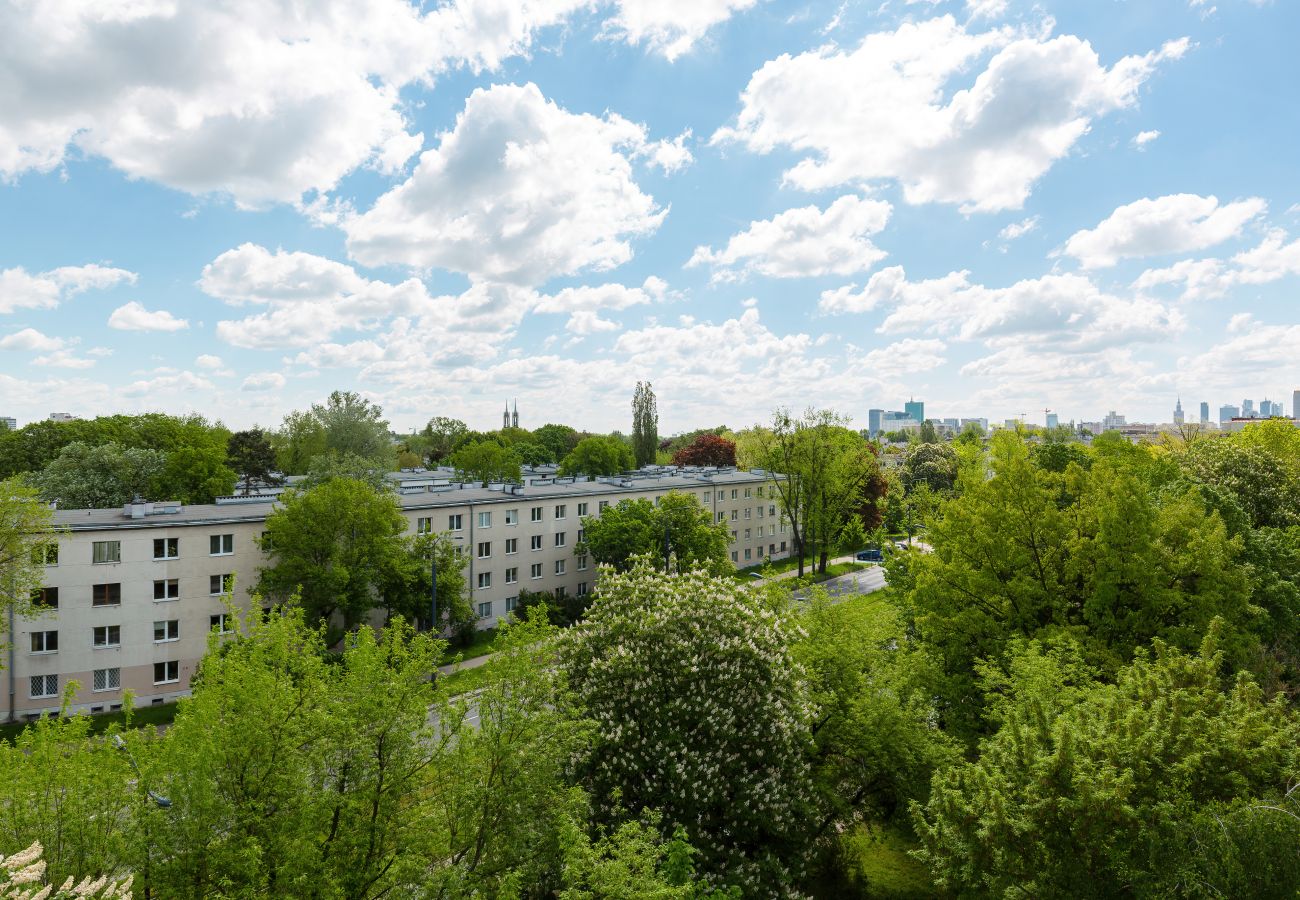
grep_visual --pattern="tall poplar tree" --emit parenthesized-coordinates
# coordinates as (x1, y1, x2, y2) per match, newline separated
(631, 381, 658, 468)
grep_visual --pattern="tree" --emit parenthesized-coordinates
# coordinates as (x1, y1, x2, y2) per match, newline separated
(513, 440, 552, 467)
(533, 423, 582, 463)
(561, 562, 817, 891)
(380, 532, 473, 641)
(914, 630, 1300, 897)
(152, 442, 237, 504)
(900, 442, 957, 493)
(256, 478, 409, 631)
(1179, 438, 1300, 529)
(312, 390, 394, 464)
(631, 382, 658, 468)
(274, 409, 328, 475)
(0, 841, 133, 898)
(28, 441, 166, 508)
(670, 434, 737, 468)
(226, 428, 281, 495)
(421, 416, 469, 464)
(0, 478, 57, 616)
(449, 439, 523, 483)
(580, 492, 731, 575)
(559, 436, 635, 478)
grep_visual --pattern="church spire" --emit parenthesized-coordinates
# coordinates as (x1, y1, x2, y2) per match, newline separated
(503, 401, 510, 430)
(511, 398, 519, 429)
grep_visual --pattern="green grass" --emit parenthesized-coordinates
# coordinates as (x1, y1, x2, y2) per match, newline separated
(810, 824, 940, 899)
(438, 660, 493, 696)
(734, 554, 818, 580)
(438, 626, 505, 666)
(0, 701, 179, 744)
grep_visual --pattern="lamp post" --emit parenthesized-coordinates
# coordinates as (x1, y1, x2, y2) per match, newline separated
(114, 734, 170, 899)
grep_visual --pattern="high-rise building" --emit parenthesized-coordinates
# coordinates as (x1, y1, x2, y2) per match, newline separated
(1199, 401, 1210, 424)
(1293, 389, 1299, 420)
(1045, 412, 1059, 429)
(1260, 399, 1276, 418)
(868, 409, 884, 436)
(1219, 404, 1240, 424)
(1173, 397, 1184, 425)
(0, 416, 15, 431)
(1242, 399, 1255, 417)
(904, 398, 924, 424)
(48, 412, 77, 423)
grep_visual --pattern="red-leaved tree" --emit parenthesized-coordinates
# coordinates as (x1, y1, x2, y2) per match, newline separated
(671, 433, 737, 467)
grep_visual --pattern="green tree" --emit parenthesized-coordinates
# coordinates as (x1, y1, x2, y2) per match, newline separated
(28, 442, 166, 508)
(513, 440, 552, 467)
(580, 492, 731, 575)
(562, 562, 817, 892)
(559, 436, 635, 477)
(1179, 437, 1300, 529)
(533, 423, 582, 463)
(274, 409, 328, 475)
(226, 428, 281, 495)
(421, 416, 469, 464)
(380, 532, 473, 642)
(152, 442, 237, 504)
(900, 442, 957, 493)
(0, 478, 57, 615)
(312, 390, 393, 464)
(449, 439, 523, 483)
(631, 382, 658, 469)
(301, 449, 392, 492)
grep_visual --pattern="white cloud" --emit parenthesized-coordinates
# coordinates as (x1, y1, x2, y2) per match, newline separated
(1226, 312, 1253, 333)
(643, 130, 695, 173)
(0, 328, 65, 352)
(688, 195, 891, 281)
(195, 354, 225, 370)
(858, 338, 947, 376)
(603, 0, 758, 61)
(998, 215, 1040, 241)
(1131, 257, 1234, 301)
(1229, 228, 1300, 283)
(714, 16, 1188, 212)
(966, 0, 1009, 18)
(241, 372, 288, 392)
(1132, 228, 1300, 301)
(120, 370, 214, 398)
(534, 277, 668, 332)
(1133, 129, 1161, 148)
(0, 264, 135, 314)
(108, 301, 190, 332)
(344, 83, 668, 285)
(31, 350, 98, 370)
(1062, 193, 1266, 268)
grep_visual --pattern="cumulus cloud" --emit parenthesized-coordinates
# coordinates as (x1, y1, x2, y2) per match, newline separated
(241, 372, 288, 392)
(0, 264, 136, 314)
(120, 370, 214, 398)
(108, 301, 190, 332)
(195, 354, 226, 370)
(688, 195, 891, 282)
(999, 216, 1040, 242)
(0, 328, 65, 352)
(1133, 129, 1161, 148)
(1062, 193, 1266, 268)
(534, 277, 669, 332)
(1132, 228, 1300, 301)
(713, 16, 1188, 212)
(603, 0, 758, 61)
(858, 338, 947, 376)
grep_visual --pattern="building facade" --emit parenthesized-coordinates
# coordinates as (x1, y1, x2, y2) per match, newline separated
(4, 468, 792, 721)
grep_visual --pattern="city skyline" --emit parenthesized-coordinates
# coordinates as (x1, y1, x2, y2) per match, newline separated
(2, 1, 1299, 434)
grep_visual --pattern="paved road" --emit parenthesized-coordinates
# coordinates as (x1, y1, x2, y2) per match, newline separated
(791, 563, 888, 602)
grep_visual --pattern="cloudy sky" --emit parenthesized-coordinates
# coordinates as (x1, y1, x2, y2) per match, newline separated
(1, 0, 1297, 434)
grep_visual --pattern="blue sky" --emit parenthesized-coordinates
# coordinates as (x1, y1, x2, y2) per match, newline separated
(1, 0, 1297, 434)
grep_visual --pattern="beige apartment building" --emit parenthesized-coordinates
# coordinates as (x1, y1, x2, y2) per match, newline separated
(4, 467, 791, 721)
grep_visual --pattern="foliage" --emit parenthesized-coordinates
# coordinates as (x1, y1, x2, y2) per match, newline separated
(27, 441, 166, 508)
(300, 449, 392, 492)
(631, 382, 659, 469)
(514, 587, 592, 628)
(670, 434, 737, 468)
(514, 440, 552, 466)
(533, 423, 583, 462)
(580, 492, 732, 575)
(1179, 435, 1300, 529)
(0, 478, 56, 616)
(0, 842, 132, 899)
(274, 409, 328, 475)
(1029, 433, 1091, 473)
(448, 439, 523, 483)
(914, 630, 1300, 897)
(562, 562, 817, 894)
(311, 390, 393, 463)
(0, 413, 230, 480)
(900, 442, 957, 493)
(226, 428, 280, 495)
(380, 532, 474, 642)
(559, 436, 635, 477)
(153, 441, 238, 503)
(421, 416, 469, 463)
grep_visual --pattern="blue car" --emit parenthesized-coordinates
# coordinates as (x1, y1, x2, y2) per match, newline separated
(855, 548, 883, 562)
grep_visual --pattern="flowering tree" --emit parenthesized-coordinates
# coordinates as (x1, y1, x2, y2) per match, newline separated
(0, 843, 131, 899)
(561, 561, 816, 895)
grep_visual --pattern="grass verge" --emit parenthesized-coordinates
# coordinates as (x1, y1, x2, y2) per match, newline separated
(438, 626, 505, 666)
(0, 701, 179, 744)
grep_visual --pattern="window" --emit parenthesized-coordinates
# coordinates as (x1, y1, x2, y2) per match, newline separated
(209, 614, 233, 634)
(93, 668, 120, 692)
(505, 508, 518, 525)
(757, 506, 764, 518)
(417, 517, 432, 535)
(717, 512, 725, 523)
(30, 630, 58, 653)
(448, 514, 463, 531)
(744, 508, 751, 519)
(477, 572, 492, 589)
(92, 541, 121, 564)
(530, 563, 542, 579)
(32, 587, 58, 609)
(577, 555, 588, 571)
(153, 579, 179, 601)
(530, 535, 542, 551)
(731, 551, 738, 562)
(555, 559, 566, 576)
(731, 489, 738, 500)
(505, 596, 518, 612)
(92, 583, 121, 607)
(209, 574, 233, 596)
(153, 538, 179, 560)
(577, 581, 588, 596)
(505, 538, 518, 554)
(756, 486, 764, 499)
(477, 541, 492, 559)
(744, 488, 752, 498)
(730, 510, 738, 521)
(744, 528, 751, 539)
(744, 549, 752, 561)
(530, 506, 543, 522)
(577, 528, 585, 543)
(93, 625, 121, 648)
(478, 511, 492, 528)
(260, 530, 274, 552)
(505, 567, 518, 584)
(554, 504, 566, 519)
(577, 502, 588, 516)
(701, 491, 711, 502)
(554, 532, 566, 547)
(30, 674, 58, 699)
(154, 661, 179, 685)
(154, 620, 180, 643)
(780, 541, 787, 552)
(555, 586, 567, 600)
(209, 534, 234, 556)
(40, 544, 59, 566)
(477, 601, 492, 618)
(769, 505, 777, 517)
(598, 500, 609, 512)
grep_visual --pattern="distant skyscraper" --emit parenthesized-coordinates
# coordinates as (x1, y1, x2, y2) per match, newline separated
(904, 398, 924, 424)
(1045, 412, 1059, 429)
(1173, 397, 1184, 426)
(1199, 401, 1209, 424)
(1102, 411, 1126, 431)
(1242, 399, 1255, 417)
(868, 409, 884, 436)
(1293, 389, 1299, 420)
(1219, 404, 1240, 424)
(1260, 399, 1276, 418)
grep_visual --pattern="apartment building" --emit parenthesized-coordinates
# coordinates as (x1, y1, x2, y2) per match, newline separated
(4, 467, 791, 721)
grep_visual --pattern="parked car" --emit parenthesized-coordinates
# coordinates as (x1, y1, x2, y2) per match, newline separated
(855, 548, 883, 562)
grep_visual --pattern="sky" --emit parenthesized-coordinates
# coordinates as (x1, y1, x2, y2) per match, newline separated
(1, 0, 1298, 435)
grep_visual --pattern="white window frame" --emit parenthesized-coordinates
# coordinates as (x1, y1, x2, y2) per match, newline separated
(505, 538, 518, 554)
(477, 601, 492, 618)
(92, 541, 121, 565)
(210, 574, 233, 596)
(477, 572, 492, 589)
(448, 514, 463, 531)
(153, 578, 180, 602)
(554, 504, 566, 519)
(153, 538, 178, 560)
(530, 563, 542, 579)
(530, 506, 543, 522)
(577, 582, 588, 596)
(30, 630, 58, 654)
(93, 624, 121, 649)
(153, 619, 180, 643)
(209, 534, 234, 556)
(93, 667, 121, 692)
(30, 674, 58, 699)
(505, 567, 518, 584)
(505, 509, 518, 526)
(478, 511, 492, 528)
(577, 502, 588, 516)
(416, 517, 432, 535)
(554, 559, 566, 576)
(554, 532, 566, 547)
(153, 661, 180, 685)
(530, 535, 542, 551)
(477, 541, 492, 559)
(505, 596, 518, 612)
(210, 613, 234, 634)
(577, 555, 588, 571)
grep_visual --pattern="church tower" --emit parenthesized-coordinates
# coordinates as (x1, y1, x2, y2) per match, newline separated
(503, 401, 510, 430)
(1173, 397, 1184, 426)
(511, 399, 519, 429)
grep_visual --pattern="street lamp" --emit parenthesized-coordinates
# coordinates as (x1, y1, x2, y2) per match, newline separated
(113, 734, 170, 809)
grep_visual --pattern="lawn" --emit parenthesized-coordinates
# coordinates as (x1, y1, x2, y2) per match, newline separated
(809, 824, 940, 899)
(0, 700, 179, 744)
(438, 626, 506, 666)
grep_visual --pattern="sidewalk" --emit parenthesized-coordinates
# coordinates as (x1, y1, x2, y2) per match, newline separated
(745, 554, 857, 587)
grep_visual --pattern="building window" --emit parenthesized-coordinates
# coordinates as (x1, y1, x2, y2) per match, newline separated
(93, 668, 120, 692)
(555, 586, 567, 600)
(92, 541, 121, 564)
(32, 586, 58, 609)
(477, 541, 492, 559)
(598, 500, 609, 512)
(30, 630, 58, 653)
(505, 538, 518, 554)
(554, 532, 566, 547)
(92, 583, 121, 607)
(153, 579, 180, 601)
(744, 488, 752, 498)
(505, 509, 518, 525)
(209, 574, 233, 596)
(39, 543, 59, 566)
(744, 508, 751, 519)
(477, 601, 492, 618)
(577, 581, 588, 596)
(154, 661, 179, 685)
(530, 535, 542, 551)
(448, 514, 463, 531)
(731, 551, 738, 562)
(505, 567, 518, 584)
(505, 596, 518, 612)
(530, 563, 542, 579)
(417, 517, 432, 535)
(577, 555, 588, 570)
(210, 614, 233, 634)
(154, 620, 180, 643)
(757, 506, 764, 518)
(530, 506, 543, 522)
(701, 491, 710, 502)
(577, 528, 585, 542)
(730, 510, 738, 521)
(30, 674, 58, 699)
(209, 534, 234, 556)
(744, 528, 751, 540)
(152, 538, 178, 560)
(478, 511, 492, 528)
(744, 549, 752, 561)
(554, 504, 566, 519)
(756, 486, 764, 499)
(93, 625, 121, 648)
(731, 489, 738, 500)
(577, 502, 588, 516)
(555, 559, 566, 576)
(780, 541, 787, 552)
(477, 572, 492, 589)
(717, 512, 725, 523)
